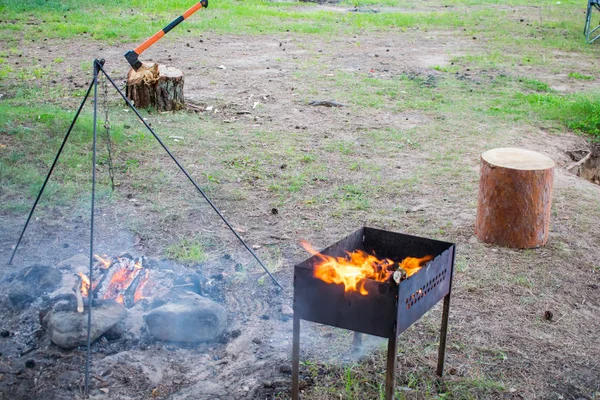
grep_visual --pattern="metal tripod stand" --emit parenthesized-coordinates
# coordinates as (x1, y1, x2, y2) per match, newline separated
(8, 58, 282, 396)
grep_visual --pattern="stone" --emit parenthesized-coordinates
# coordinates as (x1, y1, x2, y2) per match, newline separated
(55, 254, 91, 274)
(103, 320, 126, 341)
(8, 265, 62, 308)
(144, 291, 227, 343)
(44, 303, 127, 349)
(281, 304, 293, 317)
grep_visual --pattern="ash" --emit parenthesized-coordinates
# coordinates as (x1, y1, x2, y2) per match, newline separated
(0, 253, 295, 400)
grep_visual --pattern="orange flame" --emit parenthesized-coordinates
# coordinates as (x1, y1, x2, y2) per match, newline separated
(77, 255, 150, 306)
(93, 254, 112, 269)
(301, 241, 432, 296)
(102, 266, 141, 300)
(134, 270, 150, 303)
(399, 254, 433, 277)
(78, 272, 91, 297)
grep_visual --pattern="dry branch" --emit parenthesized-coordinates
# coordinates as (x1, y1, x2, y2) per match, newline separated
(566, 151, 592, 172)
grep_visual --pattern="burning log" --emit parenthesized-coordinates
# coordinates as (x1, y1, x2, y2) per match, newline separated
(123, 269, 149, 308)
(77, 255, 150, 308)
(475, 148, 555, 248)
(392, 268, 407, 284)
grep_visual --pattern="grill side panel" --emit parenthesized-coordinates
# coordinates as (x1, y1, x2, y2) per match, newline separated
(396, 245, 455, 335)
(294, 266, 398, 338)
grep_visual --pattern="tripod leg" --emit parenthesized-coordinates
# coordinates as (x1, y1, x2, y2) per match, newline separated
(8, 78, 96, 265)
(98, 65, 283, 291)
(84, 59, 102, 397)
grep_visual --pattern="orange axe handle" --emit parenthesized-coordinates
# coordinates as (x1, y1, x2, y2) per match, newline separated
(125, 0, 208, 69)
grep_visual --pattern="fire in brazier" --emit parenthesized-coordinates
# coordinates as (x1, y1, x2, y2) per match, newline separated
(301, 240, 432, 295)
(293, 227, 456, 400)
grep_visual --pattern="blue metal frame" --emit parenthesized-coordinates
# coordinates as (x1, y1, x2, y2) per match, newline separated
(585, 0, 600, 43)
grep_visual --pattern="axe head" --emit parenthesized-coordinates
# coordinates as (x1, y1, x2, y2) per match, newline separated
(124, 50, 143, 71)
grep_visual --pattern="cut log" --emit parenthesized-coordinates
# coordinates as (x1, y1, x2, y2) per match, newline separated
(475, 148, 555, 248)
(126, 62, 184, 111)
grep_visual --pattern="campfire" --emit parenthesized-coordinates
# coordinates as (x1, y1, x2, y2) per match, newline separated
(301, 240, 432, 295)
(77, 255, 150, 310)
(292, 227, 456, 400)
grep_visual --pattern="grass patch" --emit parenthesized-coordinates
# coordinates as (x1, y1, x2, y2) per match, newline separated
(569, 72, 595, 81)
(510, 91, 600, 139)
(164, 237, 209, 263)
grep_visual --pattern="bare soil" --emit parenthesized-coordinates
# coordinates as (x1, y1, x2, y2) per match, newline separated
(1, 18, 599, 400)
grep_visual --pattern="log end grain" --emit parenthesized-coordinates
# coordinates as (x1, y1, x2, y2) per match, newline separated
(126, 62, 184, 112)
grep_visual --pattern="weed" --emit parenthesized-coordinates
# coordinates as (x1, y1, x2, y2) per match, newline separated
(164, 237, 209, 263)
(519, 77, 553, 93)
(568, 72, 594, 81)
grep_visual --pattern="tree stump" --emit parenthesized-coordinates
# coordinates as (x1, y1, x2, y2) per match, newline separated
(126, 63, 184, 111)
(475, 148, 555, 248)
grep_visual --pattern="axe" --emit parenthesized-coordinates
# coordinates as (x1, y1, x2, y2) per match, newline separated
(124, 0, 208, 70)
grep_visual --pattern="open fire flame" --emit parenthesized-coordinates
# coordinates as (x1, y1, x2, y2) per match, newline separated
(301, 241, 432, 296)
(78, 255, 150, 306)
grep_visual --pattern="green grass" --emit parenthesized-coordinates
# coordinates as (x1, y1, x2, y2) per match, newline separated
(164, 237, 209, 263)
(569, 71, 595, 81)
(1, 2, 599, 398)
(495, 90, 600, 139)
(0, 0, 593, 56)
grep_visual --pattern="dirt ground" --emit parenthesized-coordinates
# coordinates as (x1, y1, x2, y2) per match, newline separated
(1, 10, 599, 400)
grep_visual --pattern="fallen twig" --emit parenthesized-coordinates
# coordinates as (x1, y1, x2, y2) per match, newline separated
(308, 100, 345, 107)
(566, 151, 592, 172)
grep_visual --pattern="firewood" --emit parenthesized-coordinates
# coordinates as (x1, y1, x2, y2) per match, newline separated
(75, 275, 84, 313)
(123, 268, 145, 308)
(392, 269, 407, 284)
(126, 62, 185, 111)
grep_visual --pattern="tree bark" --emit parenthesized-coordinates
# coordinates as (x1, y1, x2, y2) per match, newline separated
(475, 148, 555, 248)
(126, 63, 184, 111)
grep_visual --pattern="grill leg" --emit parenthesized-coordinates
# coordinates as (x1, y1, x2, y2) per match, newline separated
(352, 332, 363, 352)
(384, 332, 398, 400)
(436, 292, 451, 377)
(292, 315, 300, 400)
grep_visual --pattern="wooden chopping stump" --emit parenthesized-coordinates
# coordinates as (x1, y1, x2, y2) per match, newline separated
(126, 62, 184, 111)
(475, 148, 555, 248)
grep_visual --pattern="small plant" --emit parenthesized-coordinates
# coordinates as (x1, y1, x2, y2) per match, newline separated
(568, 72, 594, 81)
(519, 78, 552, 93)
(165, 237, 209, 263)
